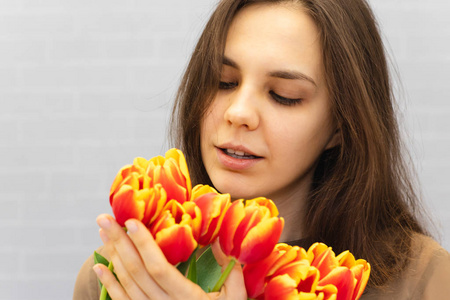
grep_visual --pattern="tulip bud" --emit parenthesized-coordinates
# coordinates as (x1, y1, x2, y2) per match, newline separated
(219, 198, 284, 265)
(149, 200, 201, 265)
(146, 148, 192, 204)
(191, 184, 231, 246)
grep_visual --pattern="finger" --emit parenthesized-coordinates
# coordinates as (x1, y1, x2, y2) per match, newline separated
(125, 219, 206, 299)
(93, 263, 130, 300)
(221, 263, 247, 300)
(108, 252, 151, 300)
(211, 241, 247, 300)
(211, 240, 230, 270)
(97, 215, 162, 298)
(206, 263, 247, 300)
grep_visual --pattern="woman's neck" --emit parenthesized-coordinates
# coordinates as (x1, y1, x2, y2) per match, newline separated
(270, 180, 310, 243)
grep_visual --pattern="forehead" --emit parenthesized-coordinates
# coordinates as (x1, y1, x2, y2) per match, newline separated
(224, 2, 324, 85)
(229, 2, 320, 43)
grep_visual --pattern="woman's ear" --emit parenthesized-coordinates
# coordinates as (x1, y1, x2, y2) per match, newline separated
(325, 127, 341, 150)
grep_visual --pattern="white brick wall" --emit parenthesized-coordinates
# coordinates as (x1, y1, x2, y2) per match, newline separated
(0, 0, 448, 299)
(369, 0, 450, 252)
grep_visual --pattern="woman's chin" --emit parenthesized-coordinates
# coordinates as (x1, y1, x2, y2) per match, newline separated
(214, 184, 266, 201)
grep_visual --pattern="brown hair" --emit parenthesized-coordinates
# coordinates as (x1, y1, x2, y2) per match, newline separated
(170, 0, 428, 289)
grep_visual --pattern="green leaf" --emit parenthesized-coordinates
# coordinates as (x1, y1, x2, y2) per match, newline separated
(94, 251, 109, 267)
(196, 246, 223, 292)
(177, 250, 197, 276)
(93, 252, 107, 292)
(93, 252, 113, 300)
(186, 253, 198, 284)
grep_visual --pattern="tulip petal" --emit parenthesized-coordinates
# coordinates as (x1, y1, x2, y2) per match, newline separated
(268, 245, 305, 277)
(195, 192, 230, 246)
(143, 184, 167, 225)
(110, 164, 131, 199)
(351, 261, 370, 300)
(150, 210, 175, 235)
(319, 266, 355, 300)
(337, 251, 355, 268)
(155, 224, 197, 265)
(264, 274, 300, 300)
(296, 266, 320, 294)
(238, 217, 284, 264)
(244, 250, 284, 298)
(145, 149, 191, 204)
(248, 197, 279, 217)
(111, 185, 148, 226)
(231, 205, 265, 258)
(190, 184, 218, 200)
(274, 260, 311, 285)
(182, 201, 202, 240)
(152, 164, 187, 203)
(311, 246, 339, 278)
(165, 148, 192, 193)
(219, 200, 246, 256)
(316, 284, 338, 300)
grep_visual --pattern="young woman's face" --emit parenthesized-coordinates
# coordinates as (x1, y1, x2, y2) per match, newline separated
(200, 3, 338, 202)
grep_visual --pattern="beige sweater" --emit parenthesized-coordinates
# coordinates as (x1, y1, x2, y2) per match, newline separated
(73, 234, 450, 299)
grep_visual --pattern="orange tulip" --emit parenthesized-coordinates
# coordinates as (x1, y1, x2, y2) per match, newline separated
(109, 158, 168, 227)
(243, 243, 370, 300)
(109, 149, 192, 227)
(244, 243, 311, 299)
(146, 148, 192, 204)
(109, 157, 150, 203)
(309, 243, 370, 300)
(149, 199, 202, 265)
(219, 198, 284, 265)
(335, 250, 370, 300)
(191, 184, 231, 246)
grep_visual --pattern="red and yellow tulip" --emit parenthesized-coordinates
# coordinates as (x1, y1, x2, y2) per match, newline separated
(244, 243, 322, 299)
(109, 149, 192, 227)
(309, 243, 370, 300)
(219, 197, 284, 265)
(191, 184, 231, 247)
(109, 158, 167, 227)
(243, 243, 370, 300)
(149, 199, 202, 265)
(146, 148, 192, 204)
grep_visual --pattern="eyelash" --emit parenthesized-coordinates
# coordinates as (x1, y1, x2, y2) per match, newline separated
(218, 81, 302, 106)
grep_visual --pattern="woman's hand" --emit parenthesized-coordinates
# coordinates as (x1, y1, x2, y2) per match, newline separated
(93, 214, 247, 300)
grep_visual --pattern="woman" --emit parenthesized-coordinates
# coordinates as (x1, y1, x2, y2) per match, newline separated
(74, 0, 450, 299)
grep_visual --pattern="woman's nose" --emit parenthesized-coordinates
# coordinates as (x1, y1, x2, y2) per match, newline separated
(223, 88, 260, 131)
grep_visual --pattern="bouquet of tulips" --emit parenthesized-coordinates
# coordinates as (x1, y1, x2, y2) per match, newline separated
(95, 148, 370, 300)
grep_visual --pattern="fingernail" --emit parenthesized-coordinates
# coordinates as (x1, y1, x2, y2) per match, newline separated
(93, 265, 103, 277)
(125, 220, 138, 233)
(99, 228, 109, 243)
(97, 215, 111, 229)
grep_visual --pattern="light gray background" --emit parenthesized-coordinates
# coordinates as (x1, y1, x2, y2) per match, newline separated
(0, 0, 448, 299)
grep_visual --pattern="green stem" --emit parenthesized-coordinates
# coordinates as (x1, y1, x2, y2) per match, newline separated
(99, 261, 114, 300)
(212, 259, 237, 293)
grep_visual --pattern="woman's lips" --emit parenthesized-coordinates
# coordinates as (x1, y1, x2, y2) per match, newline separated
(215, 147, 263, 170)
(223, 148, 260, 159)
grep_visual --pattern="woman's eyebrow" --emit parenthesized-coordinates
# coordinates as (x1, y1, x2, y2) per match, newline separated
(269, 70, 317, 87)
(222, 56, 239, 69)
(222, 55, 316, 87)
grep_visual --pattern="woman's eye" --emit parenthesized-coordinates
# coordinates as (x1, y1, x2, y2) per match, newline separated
(269, 91, 302, 106)
(219, 81, 237, 90)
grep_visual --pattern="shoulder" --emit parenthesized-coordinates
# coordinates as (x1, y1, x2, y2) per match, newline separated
(409, 234, 450, 298)
(362, 233, 450, 300)
(73, 246, 108, 300)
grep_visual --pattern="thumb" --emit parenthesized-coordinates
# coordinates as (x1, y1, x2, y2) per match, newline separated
(211, 240, 229, 270)
(210, 240, 247, 300)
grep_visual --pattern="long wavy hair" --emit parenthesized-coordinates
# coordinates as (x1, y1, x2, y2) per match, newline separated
(170, 0, 428, 289)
